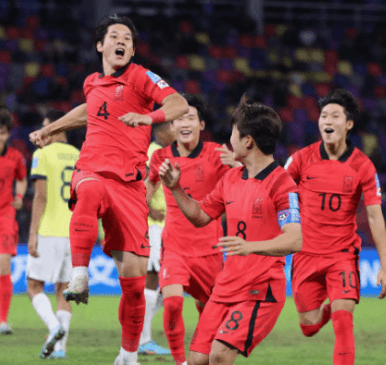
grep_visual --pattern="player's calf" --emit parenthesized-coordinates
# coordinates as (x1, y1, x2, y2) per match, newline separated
(299, 303, 331, 337)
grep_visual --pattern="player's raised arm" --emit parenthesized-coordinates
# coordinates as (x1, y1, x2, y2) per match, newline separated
(366, 204, 386, 299)
(119, 93, 189, 127)
(218, 222, 302, 257)
(29, 103, 87, 148)
(159, 158, 212, 227)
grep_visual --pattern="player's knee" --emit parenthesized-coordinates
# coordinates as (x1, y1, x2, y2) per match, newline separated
(164, 296, 183, 313)
(27, 280, 44, 299)
(188, 352, 209, 365)
(300, 323, 318, 337)
(209, 350, 228, 365)
(76, 179, 105, 210)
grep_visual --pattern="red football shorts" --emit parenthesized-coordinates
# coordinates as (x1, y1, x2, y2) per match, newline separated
(159, 250, 223, 303)
(0, 206, 18, 256)
(291, 252, 360, 313)
(70, 169, 150, 258)
(190, 298, 285, 357)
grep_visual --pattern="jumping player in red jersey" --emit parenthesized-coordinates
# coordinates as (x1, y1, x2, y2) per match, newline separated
(159, 94, 302, 365)
(284, 89, 386, 365)
(29, 15, 188, 365)
(146, 93, 238, 365)
(0, 108, 27, 335)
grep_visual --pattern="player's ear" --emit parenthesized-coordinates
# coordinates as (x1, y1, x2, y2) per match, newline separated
(245, 135, 254, 150)
(96, 41, 103, 53)
(346, 119, 354, 132)
(200, 120, 205, 131)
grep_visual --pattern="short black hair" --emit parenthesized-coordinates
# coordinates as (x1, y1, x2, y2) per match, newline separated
(94, 15, 138, 62)
(0, 107, 13, 132)
(318, 89, 359, 123)
(231, 93, 282, 155)
(45, 109, 66, 123)
(181, 93, 207, 122)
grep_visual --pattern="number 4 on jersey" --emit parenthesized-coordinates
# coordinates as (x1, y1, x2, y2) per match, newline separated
(97, 102, 110, 120)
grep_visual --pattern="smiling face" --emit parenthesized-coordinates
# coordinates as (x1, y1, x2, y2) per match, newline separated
(96, 23, 135, 75)
(319, 103, 353, 145)
(171, 106, 205, 146)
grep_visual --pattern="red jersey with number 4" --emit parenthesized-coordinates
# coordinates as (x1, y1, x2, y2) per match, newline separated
(77, 61, 176, 182)
(149, 141, 230, 257)
(0, 146, 26, 211)
(200, 162, 300, 303)
(285, 141, 381, 256)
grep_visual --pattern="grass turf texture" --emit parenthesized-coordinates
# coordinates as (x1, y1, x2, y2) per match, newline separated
(1, 295, 385, 364)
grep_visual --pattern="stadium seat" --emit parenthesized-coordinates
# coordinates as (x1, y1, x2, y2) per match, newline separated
(337, 60, 353, 76)
(223, 46, 237, 59)
(289, 120, 306, 145)
(334, 74, 349, 88)
(353, 62, 366, 76)
(179, 20, 194, 34)
(287, 94, 302, 109)
(208, 45, 224, 59)
(264, 24, 277, 38)
(220, 59, 233, 70)
(310, 49, 324, 64)
(302, 84, 316, 97)
(362, 98, 377, 110)
(276, 24, 288, 37)
(5, 39, 18, 51)
(252, 35, 267, 48)
(18, 38, 34, 52)
(295, 48, 309, 63)
(184, 80, 200, 94)
(175, 55, 190, 69)
(367, 62, 382, 77)
(40, 64, 55, 77)
(278, 107, 292, 122)
(25, 62, 39, 77)
(239, 34, 255, 48)
(233, 58, 252, 76)
(0, 26, 6, 39)
(0, 50, 11, 63)
(289, 83, 302, 98)
(5, 26, 21, 39)
(195, 32, 210, 44)
(34, 28, 48, 40)
(216, 69, 233, 84)
(362, 133, 379, 157)
(314, 83, 331, 97)
(188, 55, 205, 72)
(293, 109, 308, 123)
(26, 15, 40, 29)
(0, 64, 9, 90)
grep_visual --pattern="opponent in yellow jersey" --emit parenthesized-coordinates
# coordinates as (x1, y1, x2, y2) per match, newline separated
(27, 110, 80, 359)
(139, 122, 175, 355)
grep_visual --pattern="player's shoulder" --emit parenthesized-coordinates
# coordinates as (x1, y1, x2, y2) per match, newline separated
(296, 141, 321, 159)
(151, 144, 172, 161)
(349, 146, 376, 171)
(202, 141, 223, 158)
(7, 146, 24, 160)
(84, 72, 100, 85)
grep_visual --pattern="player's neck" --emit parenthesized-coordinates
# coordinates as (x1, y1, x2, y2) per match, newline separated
(0, 143, 5, 154)
(176, 139, 199, 157)
(323, 139, 347, 160)
(243, 153, 274, 178)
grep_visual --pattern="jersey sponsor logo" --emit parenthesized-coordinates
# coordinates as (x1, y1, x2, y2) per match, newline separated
(288, 193, 299, 210)
(284, 156, 293, 169)
(31, 157, 39, 169)
(343, 176, 354, 193)
(277, 208, 301, 227)
(114, 84, 123, 100)
(195, 164, 205, 181)
(250, 290, 259, 295)
(146, 70, 162, 84)
(157, 80, 169, 89)
(252, 197, 263, 218)
(375, 173, 381, 196)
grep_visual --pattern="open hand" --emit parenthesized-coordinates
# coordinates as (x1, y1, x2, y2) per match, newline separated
(215, 236, 252, 256)
(215, 144, 240, 168)
(159, 159, 181, 189)
(28, 234, 39, 258)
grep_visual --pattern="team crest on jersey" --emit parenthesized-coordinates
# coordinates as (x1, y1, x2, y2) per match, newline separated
(195, 164, 205, 181)
(114, 84, 123, 100)
(343, 176, 354, 193)
(252, 197, 263, 218)
(157, 80, 169, 89)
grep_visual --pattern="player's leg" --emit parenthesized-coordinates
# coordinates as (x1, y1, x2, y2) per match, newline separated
(138, 224, 170, 355)
(292, 254, 331, 337)
(112, 250, 148, 365)
(208, 341, 238, 365)
(327, 258, 359, 365)
(162, 284, 186, 365)
(0, 253, 13, 334)
(195, 300, 205, 317)
(64, 176, 105, 304)
(52, 282, 71, 358)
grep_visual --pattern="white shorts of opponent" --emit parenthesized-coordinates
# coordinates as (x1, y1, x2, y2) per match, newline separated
(147, 224, 163, 272)
(27, 235, 72, 283)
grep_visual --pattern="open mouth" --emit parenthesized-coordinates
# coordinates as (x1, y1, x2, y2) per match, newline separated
(115, 48, 125, 57)
(181, 131, 192, 136)
(324, 128, 334, 134)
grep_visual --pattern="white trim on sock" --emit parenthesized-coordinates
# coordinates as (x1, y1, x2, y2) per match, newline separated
(72, 266, 89, 279)
(32, 293, 60, 332)
(119, 347, 138, 363)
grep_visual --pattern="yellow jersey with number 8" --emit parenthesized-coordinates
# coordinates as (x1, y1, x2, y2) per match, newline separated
(30, 142, 80, 237)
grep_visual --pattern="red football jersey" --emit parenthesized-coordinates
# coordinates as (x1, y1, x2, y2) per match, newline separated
(200, 162, 300, 303)
(149, 141, 230, 257)
(76, 62, 177, 182)
(285, 141, 382, 256)
(0, 146, 27, 211)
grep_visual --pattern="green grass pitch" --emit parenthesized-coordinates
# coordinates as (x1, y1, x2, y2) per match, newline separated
(1, 295, 385, 364)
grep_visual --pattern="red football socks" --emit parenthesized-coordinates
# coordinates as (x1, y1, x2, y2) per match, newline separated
(164, 296, 186, 365)
(332, 310, 355, 365)
(70, 180, 103, 267)
(300, 303, 331, 337)
(0, 274, 12, 322)
(119, 276, 146, 352)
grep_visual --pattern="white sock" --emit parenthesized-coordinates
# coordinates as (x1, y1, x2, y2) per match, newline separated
(182, 362, 188, 365)
(119, 347, 138, 364)
(55, 310, 72, 352)
(72, 266, 89, 279)
(139, 289, 158, 345)
(32, 293, 60, 332)
(154, 291, 163, 313)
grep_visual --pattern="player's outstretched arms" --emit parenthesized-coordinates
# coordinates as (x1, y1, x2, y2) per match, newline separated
(215, 144, 242, 168)
(29, 103, 87, 148)
(217, 223, 302, 257)
(366, 204, 386, 299)
(119, 93, 188, 127)
(159, 158, 212, 227)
